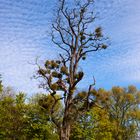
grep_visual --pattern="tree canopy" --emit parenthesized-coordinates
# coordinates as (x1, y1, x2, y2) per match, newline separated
(0, 84, 140, 139)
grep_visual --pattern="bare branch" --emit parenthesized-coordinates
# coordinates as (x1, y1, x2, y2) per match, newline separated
(52, 24, 72, 48)
(51, 30, 70, 56)
(86, 76, 96, 110)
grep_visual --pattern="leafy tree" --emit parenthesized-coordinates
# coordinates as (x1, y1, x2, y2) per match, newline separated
(70, 107, 113, 140)
(35, 0, 108, 139)
(0, 86, 59, 139)
(0, 88, 26, 139)
(94, 86, 140, 140)
(70, 86, 140, 140)
(108, 86, 140, 140)
(26, 93, 59, 140)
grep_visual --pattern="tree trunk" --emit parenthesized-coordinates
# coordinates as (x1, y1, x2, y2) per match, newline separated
(60, 113, 71, 140)
(60, 124, 71, 140)
(60, 95, 72, 140)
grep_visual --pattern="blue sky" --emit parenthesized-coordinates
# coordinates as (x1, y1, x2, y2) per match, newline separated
(0, 0, 140, 94)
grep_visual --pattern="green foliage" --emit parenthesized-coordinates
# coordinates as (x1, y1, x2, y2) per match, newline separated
(70, 107, 113, 140)
(95, 86, 140, 140)
(0, 87, 59, 139)
(38, 94, 62, 116)
(24, 97, 59, 140)
(0, 83, 140, 140)
(70, 86, 140, 140)
(0, 91, 26, 139)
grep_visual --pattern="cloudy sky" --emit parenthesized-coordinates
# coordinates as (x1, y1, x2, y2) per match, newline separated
(0, 0, 140, 94)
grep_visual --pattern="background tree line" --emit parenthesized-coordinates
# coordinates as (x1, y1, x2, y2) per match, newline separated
(0, 81, 140, 140)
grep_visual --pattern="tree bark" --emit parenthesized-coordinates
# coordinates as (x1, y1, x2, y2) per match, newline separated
(60, 124, 71, 140)
(60, 94, 72, 140)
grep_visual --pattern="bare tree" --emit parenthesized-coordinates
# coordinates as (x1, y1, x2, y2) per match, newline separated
(35, 0, 108, 139)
